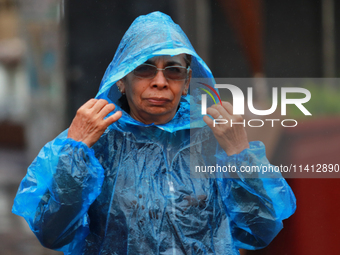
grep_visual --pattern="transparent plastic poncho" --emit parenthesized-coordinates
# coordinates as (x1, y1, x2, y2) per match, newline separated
(12, 11, 296, 255)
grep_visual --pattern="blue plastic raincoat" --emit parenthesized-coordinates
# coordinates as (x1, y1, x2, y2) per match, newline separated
(12, 11, 296, 255)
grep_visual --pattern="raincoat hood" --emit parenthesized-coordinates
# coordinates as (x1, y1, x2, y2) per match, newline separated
(95, 11, 215, 132)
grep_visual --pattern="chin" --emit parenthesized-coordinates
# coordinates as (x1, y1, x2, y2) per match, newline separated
(147, 110, 170, 116)
(144, 107, 173, 117)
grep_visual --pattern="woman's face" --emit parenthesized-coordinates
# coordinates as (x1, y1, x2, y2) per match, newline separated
(117, 54, 191, 125)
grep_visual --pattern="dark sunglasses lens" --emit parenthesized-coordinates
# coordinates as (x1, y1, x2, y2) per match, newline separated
(134, 65, 156, 78)
(164, 66, 187, 80)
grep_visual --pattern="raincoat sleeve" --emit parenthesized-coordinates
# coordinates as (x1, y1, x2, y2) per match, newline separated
(215, 141, 296, 250)
(12, 130, 105, 252)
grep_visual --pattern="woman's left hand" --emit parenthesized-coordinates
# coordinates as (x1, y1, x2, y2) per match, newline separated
(203, 101, 249, 156)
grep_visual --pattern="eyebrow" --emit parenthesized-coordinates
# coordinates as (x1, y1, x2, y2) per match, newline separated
(145, 59, 184, 67)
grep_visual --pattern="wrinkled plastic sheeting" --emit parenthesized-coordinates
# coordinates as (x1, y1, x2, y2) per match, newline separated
(13, 125, 297, 254)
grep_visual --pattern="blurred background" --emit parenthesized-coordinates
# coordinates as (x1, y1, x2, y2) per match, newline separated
(1, 0, 340, 254)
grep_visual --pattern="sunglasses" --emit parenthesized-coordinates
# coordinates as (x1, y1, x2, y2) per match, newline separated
(133, 63, 190, 81)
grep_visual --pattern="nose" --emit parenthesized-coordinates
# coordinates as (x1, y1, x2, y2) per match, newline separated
(150, 69, 169, 89)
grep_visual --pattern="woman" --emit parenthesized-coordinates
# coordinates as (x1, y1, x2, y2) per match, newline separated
(12, 11, 296, 255)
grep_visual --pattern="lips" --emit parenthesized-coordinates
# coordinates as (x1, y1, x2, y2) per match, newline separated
(146, 97, 171, 105)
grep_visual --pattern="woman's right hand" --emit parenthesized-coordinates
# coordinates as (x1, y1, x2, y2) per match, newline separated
(67, 99, 122, 147)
